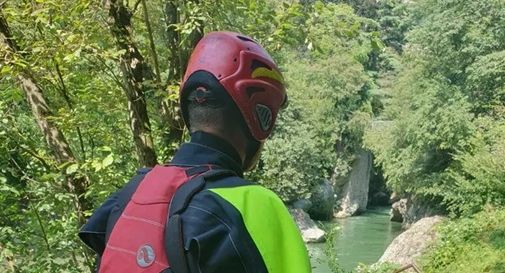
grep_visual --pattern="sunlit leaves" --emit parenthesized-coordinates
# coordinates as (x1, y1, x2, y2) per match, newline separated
(364, 0, 505, 216)
(249, 4, 375, 202)
(65, 163, 79, 175)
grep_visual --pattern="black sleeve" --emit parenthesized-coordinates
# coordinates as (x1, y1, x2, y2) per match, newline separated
(179, 190, 268, 273)
(79, 168, 150, 256)
(79, 193, 118, 255)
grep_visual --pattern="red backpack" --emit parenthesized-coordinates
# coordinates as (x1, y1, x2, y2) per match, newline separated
(98, 165, 233, 273)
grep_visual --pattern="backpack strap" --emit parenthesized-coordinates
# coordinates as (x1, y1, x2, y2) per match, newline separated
(164, 169, 236, 273)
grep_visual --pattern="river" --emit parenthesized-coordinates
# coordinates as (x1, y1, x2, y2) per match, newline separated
(308, 207, 403, 272)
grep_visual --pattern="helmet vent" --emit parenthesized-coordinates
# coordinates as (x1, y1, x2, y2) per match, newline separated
(251, 59, 271, 70)
(237, 35, 257, 43)
(256, 104, 272, 131)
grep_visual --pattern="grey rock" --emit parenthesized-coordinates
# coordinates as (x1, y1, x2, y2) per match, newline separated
(289, 208, 326, 243)
(292, 199, 313, 212)
(335, 149, 372, 217)
(378, 216, 445, 266)
(389, 196, 442, 227)
(390, 198, 407, 223)
(403, 196, 442, 228)
(302, 228, 326, 243)
(308, 179, 335, 220)
(335, 204, 360, 218)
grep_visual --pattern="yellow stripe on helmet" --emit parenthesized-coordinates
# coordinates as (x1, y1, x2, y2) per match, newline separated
(251, 67, 284, 84)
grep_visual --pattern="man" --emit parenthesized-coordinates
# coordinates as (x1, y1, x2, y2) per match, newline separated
(80, 31, 311, 273)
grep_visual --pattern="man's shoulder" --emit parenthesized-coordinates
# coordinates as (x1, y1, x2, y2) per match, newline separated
(206, 176, 280, 198)
(188, 174, 284, 210)
(204, 178, 286, 211)
(204, 173, 252, 189)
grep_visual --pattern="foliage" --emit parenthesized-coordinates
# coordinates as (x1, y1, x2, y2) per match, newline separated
(324, 226, 346, 273)
(204, 0, 308, 53)
(365, 0, 505, 216)
(426, 119, 505, 216)
(249, 2, 376, 202)
(421, 208, 505, 273)
(374, 0, 411, 53)
(305, 2, 382, 60)
(0, 0, 320, 271)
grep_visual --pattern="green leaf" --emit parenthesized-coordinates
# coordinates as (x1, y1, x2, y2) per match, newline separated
(0, 185, 20, 196)
(66, 163, 79, 175)
(0, 65, 12, 74)
(92, 160, 102, 172)
(102, 154, 114, 168)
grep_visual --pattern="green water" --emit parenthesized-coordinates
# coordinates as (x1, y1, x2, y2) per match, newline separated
(308, 207, 403, 272)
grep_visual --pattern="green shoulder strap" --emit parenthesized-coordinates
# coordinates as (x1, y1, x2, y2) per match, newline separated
(211, 185, 311, 273)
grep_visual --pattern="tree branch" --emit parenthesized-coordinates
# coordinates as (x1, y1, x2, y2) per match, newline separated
(132, 0, 142, 14)
(104, 0, 157, 167)
(141, 0, 162, 86)
(53, 59, 86, 160)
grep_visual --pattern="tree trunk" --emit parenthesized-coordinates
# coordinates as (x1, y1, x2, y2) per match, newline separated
(18, 76, 75, 162)
(162, 0, 185, 156)
(164, 0, 204, 88)
(141, 0, 162, 86)
(105, 0, 157, 167)
(0, 13, 89, 224)
(162, 0, 204, 156)
(165, 0, 182, 84)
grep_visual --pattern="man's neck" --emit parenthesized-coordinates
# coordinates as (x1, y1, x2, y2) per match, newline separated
(192, 128, 246, 166)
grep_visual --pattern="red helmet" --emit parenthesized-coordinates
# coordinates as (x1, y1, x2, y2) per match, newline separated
(180, 31, 287, 141)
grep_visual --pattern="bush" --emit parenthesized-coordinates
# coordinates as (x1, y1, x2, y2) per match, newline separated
(421, 208, 505, 273)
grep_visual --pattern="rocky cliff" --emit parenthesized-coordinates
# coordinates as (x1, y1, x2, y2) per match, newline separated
(390, 195, 443, 228)
(335, 149, 372, 217)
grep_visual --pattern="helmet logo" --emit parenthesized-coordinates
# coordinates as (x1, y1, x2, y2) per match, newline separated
(136, 244, 155, 268)
(251, 67, 284, 84)
(256, 104, 273, 131)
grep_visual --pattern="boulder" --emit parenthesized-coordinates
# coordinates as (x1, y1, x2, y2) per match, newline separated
(335, 149, 372, 218)
(289, 208, 326, 243)
(403, 196, 441, 228)
(308, 179, 335, 220)
(390, 196, 443, 227)
(302, 228, 326, 243)
(390, 198, 407, 223)
(292, 199, 313, 212)
(378, 216, 445, 266)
